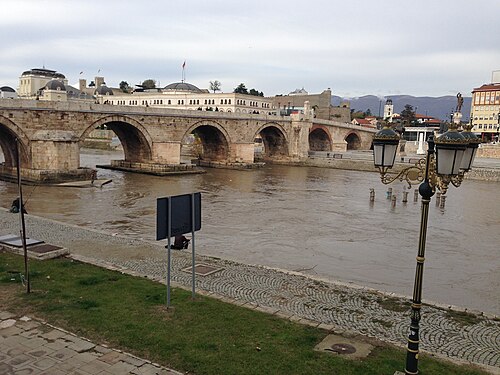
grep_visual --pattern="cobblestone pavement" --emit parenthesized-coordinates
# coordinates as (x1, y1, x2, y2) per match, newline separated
(0, 311, 182, 375)
(1, 209, 499, 374)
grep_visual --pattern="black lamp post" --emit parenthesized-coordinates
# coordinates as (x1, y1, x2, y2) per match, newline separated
(372, 120, 475, 375)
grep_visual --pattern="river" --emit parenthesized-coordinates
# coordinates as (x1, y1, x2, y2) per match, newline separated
(1, 149, 499, 315)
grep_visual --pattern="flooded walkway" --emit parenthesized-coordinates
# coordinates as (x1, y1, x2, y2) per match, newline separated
(0, 209, 499, 372)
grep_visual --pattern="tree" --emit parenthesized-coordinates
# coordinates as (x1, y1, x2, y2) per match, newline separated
(119, 81, 130, 93)
(249, 88, 264, 96)
(365, 108, 372, 117)
(234, 83, 248, 94)
(400, 104, 416, 125)
(141, 79, 156, 89)
(351, 110, 365, 119)
(209, 80, 221, 93)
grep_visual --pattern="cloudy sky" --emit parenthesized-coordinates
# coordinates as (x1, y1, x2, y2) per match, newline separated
(1, 0, 499, 98)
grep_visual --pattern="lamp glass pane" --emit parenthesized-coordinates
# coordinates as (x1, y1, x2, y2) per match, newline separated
(470, 147, 478, 167)
(452, 149, 466, 175)
(437, 148, 465, 175)
(460, 147, 474, 170)
(373, 144, 383, 166)
(384, 144, 398, 167)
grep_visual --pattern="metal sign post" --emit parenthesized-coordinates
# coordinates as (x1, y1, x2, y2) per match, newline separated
(166, 197, 172, 308)
(191, 193, 196, 299)
(157, 192, 201, 307)
(16, 138, 30, 294)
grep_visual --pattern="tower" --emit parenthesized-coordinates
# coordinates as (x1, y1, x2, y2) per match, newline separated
(383, 99, 394, 123)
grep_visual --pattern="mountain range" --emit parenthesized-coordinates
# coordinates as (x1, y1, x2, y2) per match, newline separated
(332, 95, 472, 122)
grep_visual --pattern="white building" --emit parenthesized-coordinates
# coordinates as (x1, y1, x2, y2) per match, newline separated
(383, 99, 394, 122)
(97, 81, 277, 115)
(17, 68, 68, 98)
(0, 86, 17, 99)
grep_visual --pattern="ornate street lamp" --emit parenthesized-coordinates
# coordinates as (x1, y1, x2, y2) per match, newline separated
(372, 119, 476, 375)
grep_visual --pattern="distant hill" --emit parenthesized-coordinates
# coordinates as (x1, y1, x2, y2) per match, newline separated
(332, 95, 472, 122)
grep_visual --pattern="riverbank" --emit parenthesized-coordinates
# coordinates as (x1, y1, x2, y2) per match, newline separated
(303, 152, 500, 182)
(0, 209, 498, 373)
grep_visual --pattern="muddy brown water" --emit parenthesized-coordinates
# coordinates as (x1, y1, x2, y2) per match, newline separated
(1, 149, 498, 315)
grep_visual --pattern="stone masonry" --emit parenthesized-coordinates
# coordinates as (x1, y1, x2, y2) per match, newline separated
(0, 100, 375, 182)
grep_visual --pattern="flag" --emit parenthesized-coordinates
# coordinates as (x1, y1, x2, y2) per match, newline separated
(79, 71, 83, 75)
(182, 61, 186, 69)
(97, 69, 101, 73)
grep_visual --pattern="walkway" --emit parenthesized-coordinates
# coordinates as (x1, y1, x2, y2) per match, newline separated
(0, 209, 499, 374)
(0, 311, 181, 375)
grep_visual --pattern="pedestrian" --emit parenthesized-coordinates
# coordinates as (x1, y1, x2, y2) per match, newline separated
(90, 170, 97, 185)
(171, 235, 190, 250)
(10, 197, 27, 214)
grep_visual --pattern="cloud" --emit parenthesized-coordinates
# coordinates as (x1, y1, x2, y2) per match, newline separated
(1, 0, 499, 96)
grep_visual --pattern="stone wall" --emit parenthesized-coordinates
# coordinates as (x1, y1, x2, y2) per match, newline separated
(465, 168, 500, 182)
(477, 144, 500, 158)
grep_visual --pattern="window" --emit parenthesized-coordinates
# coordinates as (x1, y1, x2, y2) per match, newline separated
(228, 99, 231, 104)
(168, 100, 171, 104)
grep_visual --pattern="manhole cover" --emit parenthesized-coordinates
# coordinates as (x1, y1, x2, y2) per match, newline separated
(182, 264, 223, 276)
(325, 343, 357, 355)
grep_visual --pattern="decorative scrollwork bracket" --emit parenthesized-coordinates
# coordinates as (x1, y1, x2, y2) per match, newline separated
(378, 158, 426, 189)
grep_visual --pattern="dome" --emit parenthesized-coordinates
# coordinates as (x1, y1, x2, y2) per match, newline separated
(163, 82, 202, 93)
(45, 80, 66, 91)
(95, 85, 114, 95)
(0, 86, 15, 92)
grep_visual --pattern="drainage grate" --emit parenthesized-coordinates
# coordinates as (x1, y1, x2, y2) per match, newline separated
(28, 244, 64, 254)
(181, 264, 223, 276)
(325, 343, 357, 355)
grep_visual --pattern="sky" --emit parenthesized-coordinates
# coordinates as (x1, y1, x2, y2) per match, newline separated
(1, 0, 499, 98)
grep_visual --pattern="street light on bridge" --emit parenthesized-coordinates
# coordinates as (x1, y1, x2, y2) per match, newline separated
(372, 117, 479, 375)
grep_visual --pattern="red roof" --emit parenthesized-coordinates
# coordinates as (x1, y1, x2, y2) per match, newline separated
(353, 118, 372, 125)
(472, 83, 500, 92)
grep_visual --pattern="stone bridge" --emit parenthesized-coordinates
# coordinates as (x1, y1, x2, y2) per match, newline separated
(0, 100, 375, 182)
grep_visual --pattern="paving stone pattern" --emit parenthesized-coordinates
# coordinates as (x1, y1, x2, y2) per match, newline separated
(0, 312, 182, 375)
(1, 209, 499, 373)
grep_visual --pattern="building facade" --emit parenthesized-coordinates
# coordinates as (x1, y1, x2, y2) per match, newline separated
(272, 89, 351, 122)
(17, 68, 68, 98)
(383, 99, 394, 122)
(470, 71, 500, 141)
(95, 81, 277, 115)
(0, 86, 17, 99)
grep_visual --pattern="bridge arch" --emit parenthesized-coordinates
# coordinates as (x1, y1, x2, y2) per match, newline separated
(309, 125, 332, 151)
(83, 115, 153, 163)
(345, 131, 362, 150)
(255, 122, 289, 159)
(184, 120, 231, 161)
(0, 115, 30, 168)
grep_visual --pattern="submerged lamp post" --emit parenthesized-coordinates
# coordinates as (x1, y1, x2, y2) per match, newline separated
(372, 117, 478, 375)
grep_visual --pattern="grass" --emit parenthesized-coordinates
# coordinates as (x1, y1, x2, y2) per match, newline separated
(377, 296, 412, 312)
(446, 309, 484, 326)
(0, 251, 489, 375)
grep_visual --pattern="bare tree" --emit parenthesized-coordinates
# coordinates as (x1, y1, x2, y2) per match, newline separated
(209, 80, 221, 93)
